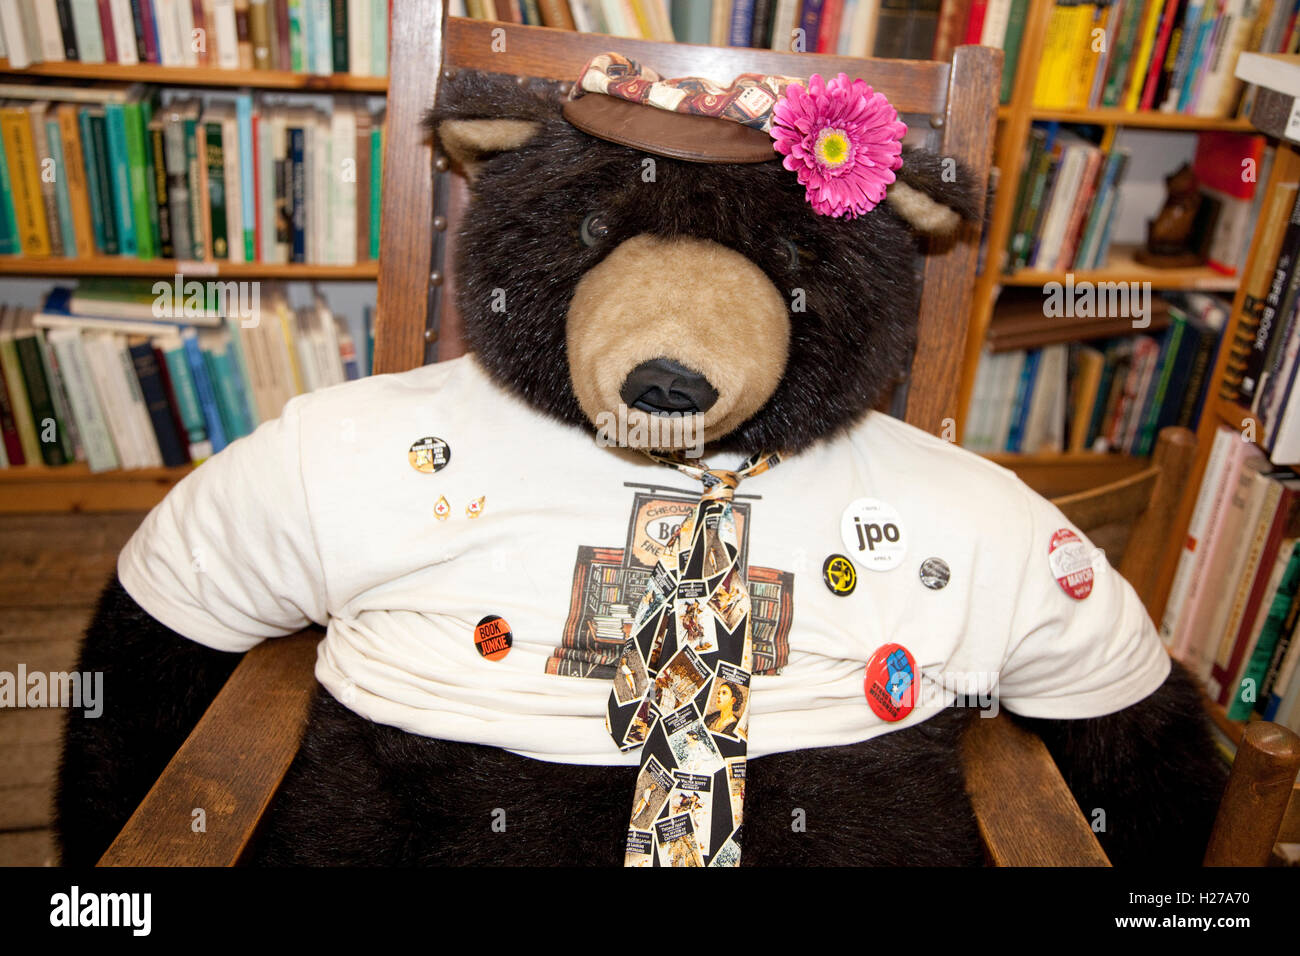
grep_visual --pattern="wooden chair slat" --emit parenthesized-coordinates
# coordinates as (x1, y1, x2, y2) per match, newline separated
(905, 44, 1000, 435)
(97, 631, 320, 867)
(442, 17, 952, 114)
(1053, 470, 1159, 532)
(961, 712, 1111, 867)
(373, 0, 446, 375)
(1204, 721, 1300, 866)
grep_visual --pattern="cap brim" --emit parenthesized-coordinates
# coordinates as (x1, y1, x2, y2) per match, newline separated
(562, 93, 779, 164)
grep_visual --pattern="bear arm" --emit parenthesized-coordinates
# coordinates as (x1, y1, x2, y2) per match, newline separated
(1005, 659, 1227, 866)
(55, 574, 242, 865)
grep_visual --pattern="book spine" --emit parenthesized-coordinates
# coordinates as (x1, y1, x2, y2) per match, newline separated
(369, 121, 380, 260)
(181, 329, 227, 452)
(44, 118, 78, 262)
(369, 0, 385, 74)
(0, 339, 42, 464)
(122, 100, 155, 258)
(160, 342, 212, 459)
(0, 358, 21, 465)
(103, 102, 137, 256)
(41, 330, 84, 461)
(274, 0, 292, 68)
(289, 124, 305, 262)
(0, 132, 20, 256)
(236, 94, 255, 261)
(204, 119, 229, 258)
(79, 111, 108, 253)
(48, 330, 118, 471)
(128, 339, 188, 465)
(56, 106, 94, 258)
(288, 0, 304, 70)
(70, 0, 106, 60)
(148, 121, 174, 258)
(1228, 542, 1300, 720)
(0, 107, 52, 256)
(330, 0, 347, 69)
(28, 107, 65, 256)
(183, 115, 205, 259)
(249, 0, 271, 68)
(15, 333, 66, 465)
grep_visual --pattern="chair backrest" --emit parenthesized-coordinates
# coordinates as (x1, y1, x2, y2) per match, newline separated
(374, 4, 1001, 436)
(1051, 426, 1197, 620)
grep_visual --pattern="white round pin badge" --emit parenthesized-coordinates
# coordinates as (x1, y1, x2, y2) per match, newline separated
(1048, 528, 1094, 600)
(840, 498, 906, 572)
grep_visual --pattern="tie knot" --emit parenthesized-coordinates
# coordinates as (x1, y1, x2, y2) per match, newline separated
(701, 469, 740, 501)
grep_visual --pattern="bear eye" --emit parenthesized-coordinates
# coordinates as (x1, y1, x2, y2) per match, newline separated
(581, 212, 609, 246)
(774, 238, 800, 271)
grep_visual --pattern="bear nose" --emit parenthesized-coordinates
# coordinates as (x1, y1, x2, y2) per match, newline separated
(620, 359, 719, 415)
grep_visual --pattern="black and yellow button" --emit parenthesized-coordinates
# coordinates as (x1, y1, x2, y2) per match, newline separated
(822, 553, 857, 596)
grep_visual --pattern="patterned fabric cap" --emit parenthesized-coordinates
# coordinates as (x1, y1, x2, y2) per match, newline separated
(570, 52, 803, 135)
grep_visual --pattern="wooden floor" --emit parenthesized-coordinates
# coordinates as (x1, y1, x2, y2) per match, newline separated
(0, 512, 144, 867)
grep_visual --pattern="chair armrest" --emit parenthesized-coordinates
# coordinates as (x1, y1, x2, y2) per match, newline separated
(961, 711, 1111, 866)
(97, 630, 321, 867)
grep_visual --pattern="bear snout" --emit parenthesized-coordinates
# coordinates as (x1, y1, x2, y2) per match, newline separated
(566, 234, 790, 451)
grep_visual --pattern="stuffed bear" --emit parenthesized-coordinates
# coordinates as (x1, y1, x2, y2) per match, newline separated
(57, 59, 1226, 867)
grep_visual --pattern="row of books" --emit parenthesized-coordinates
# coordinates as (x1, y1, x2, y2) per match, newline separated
(1222, 173, 1300, 465)
(1035, 0, 1300, 118)
(458, 1, 1027, 99)
(964, 291, 1228, 454)
(1162, 424, 1300, 735)
(0, 0, 389, 76)
(1004, 125, 1268, 276)
(0, 84, 385, 264)
(0, 281, 371, 470)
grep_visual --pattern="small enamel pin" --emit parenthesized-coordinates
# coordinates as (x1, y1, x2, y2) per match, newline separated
(466, 496, 486, 518)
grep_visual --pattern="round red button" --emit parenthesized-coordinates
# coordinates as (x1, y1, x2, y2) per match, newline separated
(864, 643, 917, 722)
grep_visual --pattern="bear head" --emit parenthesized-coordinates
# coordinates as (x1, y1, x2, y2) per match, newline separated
(430, 68, 981, 455)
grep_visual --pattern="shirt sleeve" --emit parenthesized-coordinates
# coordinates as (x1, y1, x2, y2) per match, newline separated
(117, 395, 328, 653)
(995, 480, 1171, 720)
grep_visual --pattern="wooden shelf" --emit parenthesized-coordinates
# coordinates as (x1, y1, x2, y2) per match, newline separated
(995, 104, 1255, 130)
(0, 257, 378, 279)
(1001, 244, 1239, 291)
(1216, 401, 1257, 430)
(1026, 107, 1255, 131)
(0, 462, 194, 513)
(0, 59, 387, 92)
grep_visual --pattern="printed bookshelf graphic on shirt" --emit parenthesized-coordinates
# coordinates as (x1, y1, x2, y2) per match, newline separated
(547, 485, 793, 680)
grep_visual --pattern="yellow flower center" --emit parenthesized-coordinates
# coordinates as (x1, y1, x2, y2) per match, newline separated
(815, 128, 851, 167)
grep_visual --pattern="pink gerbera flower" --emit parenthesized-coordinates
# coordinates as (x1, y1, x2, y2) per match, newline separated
(769, 73, 907, 219)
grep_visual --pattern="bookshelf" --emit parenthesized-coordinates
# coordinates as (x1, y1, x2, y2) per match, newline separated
(1160, 132, 1300, 744)
(0, 9, 388, 511)
(960, 2, 1264, 465)
(0, 60, 388, 93)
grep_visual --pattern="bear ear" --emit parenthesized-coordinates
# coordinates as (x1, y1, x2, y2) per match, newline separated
(885, 147, 984, 238)
(426, 69, 559, 177)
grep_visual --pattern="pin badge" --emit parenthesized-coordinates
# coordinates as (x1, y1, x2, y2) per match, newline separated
(434, 495, 450, 520)
(919, 557, 950, 590)
(408, 436, 451, 474)
(822, 554, 857, 596)
(1048, 528, 1094, 600)
(466, 496, 486, 518)
(474, 614, 512, 661)
(840, 498, 906, 571)
(863, 643, 916, 722)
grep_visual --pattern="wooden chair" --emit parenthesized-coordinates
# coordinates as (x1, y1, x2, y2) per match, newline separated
(94, 6, 1298, 867)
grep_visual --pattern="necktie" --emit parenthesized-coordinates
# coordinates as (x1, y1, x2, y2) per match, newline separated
(607, 450, 782, 867)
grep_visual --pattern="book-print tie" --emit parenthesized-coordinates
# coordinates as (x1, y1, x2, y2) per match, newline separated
(607, 450, 782, 867)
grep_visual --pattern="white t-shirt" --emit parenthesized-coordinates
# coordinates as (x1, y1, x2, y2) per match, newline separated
(119, 354, 1170, 764)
